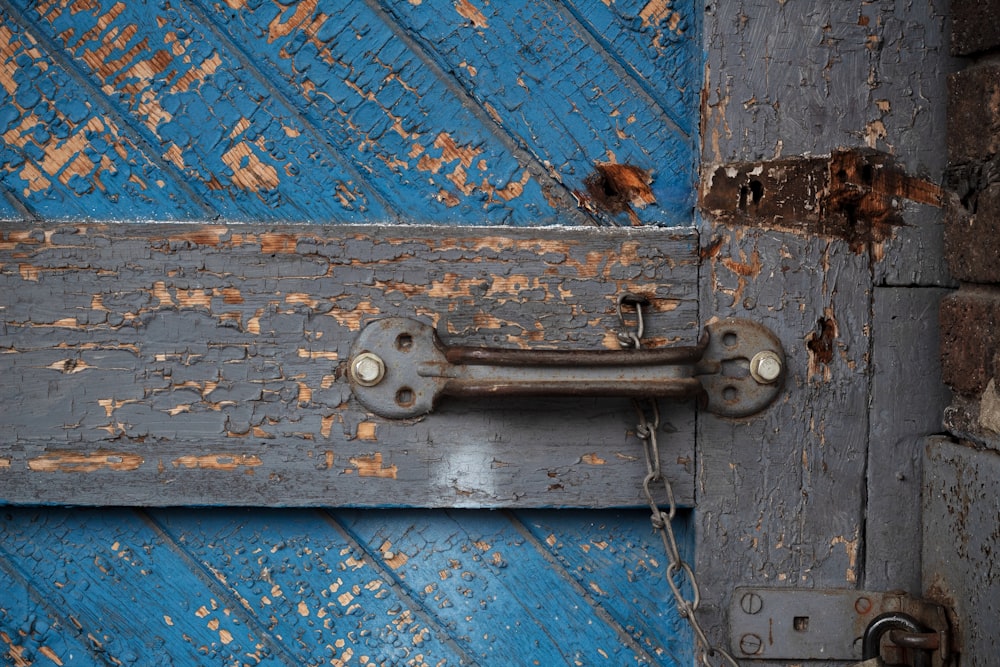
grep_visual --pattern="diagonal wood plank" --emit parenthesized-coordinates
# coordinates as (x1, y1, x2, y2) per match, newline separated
(377, 0, 698, 226)
(0, 15, 207, 220)
(190, 0, 591, 226)
(151, 508, 473, 666)
(0, 508, 294, 666)
(336, 508, 691, 665)
(3, 0, 392, 222)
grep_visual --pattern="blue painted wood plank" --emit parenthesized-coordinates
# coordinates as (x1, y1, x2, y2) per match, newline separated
(6, 0, 391, 222)
(0, 508, 291, 666)
(561, 0, 701, 137)
(513, 509, 694, 665)
(152, 508, 471, 666)
(337, 509, 678, 665)
(189, 0, 580, 225)
(0, 17, 202, 220)
(0, 559, 101, 666)
(378, 0, 698, 225)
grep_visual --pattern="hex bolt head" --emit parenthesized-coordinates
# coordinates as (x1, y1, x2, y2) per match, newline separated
(351, 352, 386, 387)
(739, 633, 763, 655)
(740, 592, 763, 615)
(750, 350, 783, 384)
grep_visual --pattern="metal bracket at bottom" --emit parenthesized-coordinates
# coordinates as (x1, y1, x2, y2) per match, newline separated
(730, 588, 954, 665)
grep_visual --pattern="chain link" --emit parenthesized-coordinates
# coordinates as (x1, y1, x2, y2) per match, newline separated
(617, 293, 739, 667)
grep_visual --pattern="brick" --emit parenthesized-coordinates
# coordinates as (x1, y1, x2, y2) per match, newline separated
(940, 287, 1000, 396)
(951, 0, 1000, 56)
(944, 184, 1000, 283)
(948, 65, 1000, 164)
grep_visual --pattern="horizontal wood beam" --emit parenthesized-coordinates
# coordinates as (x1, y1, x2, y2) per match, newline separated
(0, 224, 699, 507)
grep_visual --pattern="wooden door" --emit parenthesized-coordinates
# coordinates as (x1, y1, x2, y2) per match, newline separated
(0, 0, 955, 665)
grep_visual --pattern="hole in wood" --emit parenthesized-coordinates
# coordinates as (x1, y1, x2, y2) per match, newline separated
(793, 616, 809, 632)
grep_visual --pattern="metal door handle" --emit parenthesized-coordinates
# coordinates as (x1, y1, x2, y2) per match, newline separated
(348, 317, 785, 419)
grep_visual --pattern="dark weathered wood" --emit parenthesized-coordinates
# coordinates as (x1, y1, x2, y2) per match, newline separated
(923, 437, 1000, 663)
(0, 224, 699, 507)
(866, 287, 952, 594)
(696, 227, 872, 662)
(697, 1, 955, 661)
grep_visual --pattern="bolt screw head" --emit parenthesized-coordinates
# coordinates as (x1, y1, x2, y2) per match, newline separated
(750, 350, 783, 384)
(740, 592, 763, 615)
(351, 352, 385, 387)
(739, 633, 763, 655)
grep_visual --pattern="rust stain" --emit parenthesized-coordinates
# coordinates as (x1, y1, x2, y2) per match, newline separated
(347, 453, 397, 479)
(701, 149, 943, 252)
(172, 454, 263, 470)
(579, 163, 656, 221)
(455, 0, 489, 28)
(806, 309, 839, 382)
(28, 451, 143, 472)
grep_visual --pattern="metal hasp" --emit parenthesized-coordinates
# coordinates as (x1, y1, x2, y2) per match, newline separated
(730, 588, 955, 665)
(348, 317, 785, 419)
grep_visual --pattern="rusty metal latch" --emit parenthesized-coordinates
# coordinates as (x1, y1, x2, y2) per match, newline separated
(348, 317, 785, 419)
(730, 587, 956, 666)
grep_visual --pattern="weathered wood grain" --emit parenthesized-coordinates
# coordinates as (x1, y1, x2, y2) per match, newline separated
(2, 0, 389, 222)
(696, 227, 872, 662)
(697, 1, 954, 662)
(153, 509, 473, 666)
(336, 509, 691, 665)
(188, 0, 586, 225)
(0, 223, 699, 507)
(0, 16, 203, 220)
(923, 437, 1000, 663)
(0, 506, 694, 666)
(866, 287, 951, 594)
(379, 0, 697, 226)
(0, 508, 290, 666)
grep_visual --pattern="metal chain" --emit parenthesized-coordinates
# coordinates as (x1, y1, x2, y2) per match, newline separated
(617, 293, 740, 667)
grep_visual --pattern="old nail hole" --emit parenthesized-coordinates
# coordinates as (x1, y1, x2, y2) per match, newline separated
(793, 616, 809, 632)
(861, 164, 874, 184)
(738, 180, 764, 209)
(395, 333, 413, 352)
(722, 332, 738, 347)
(722, 386, 738, 401)
(395, 387, 415, 407)
(580, 163, 655, 215)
